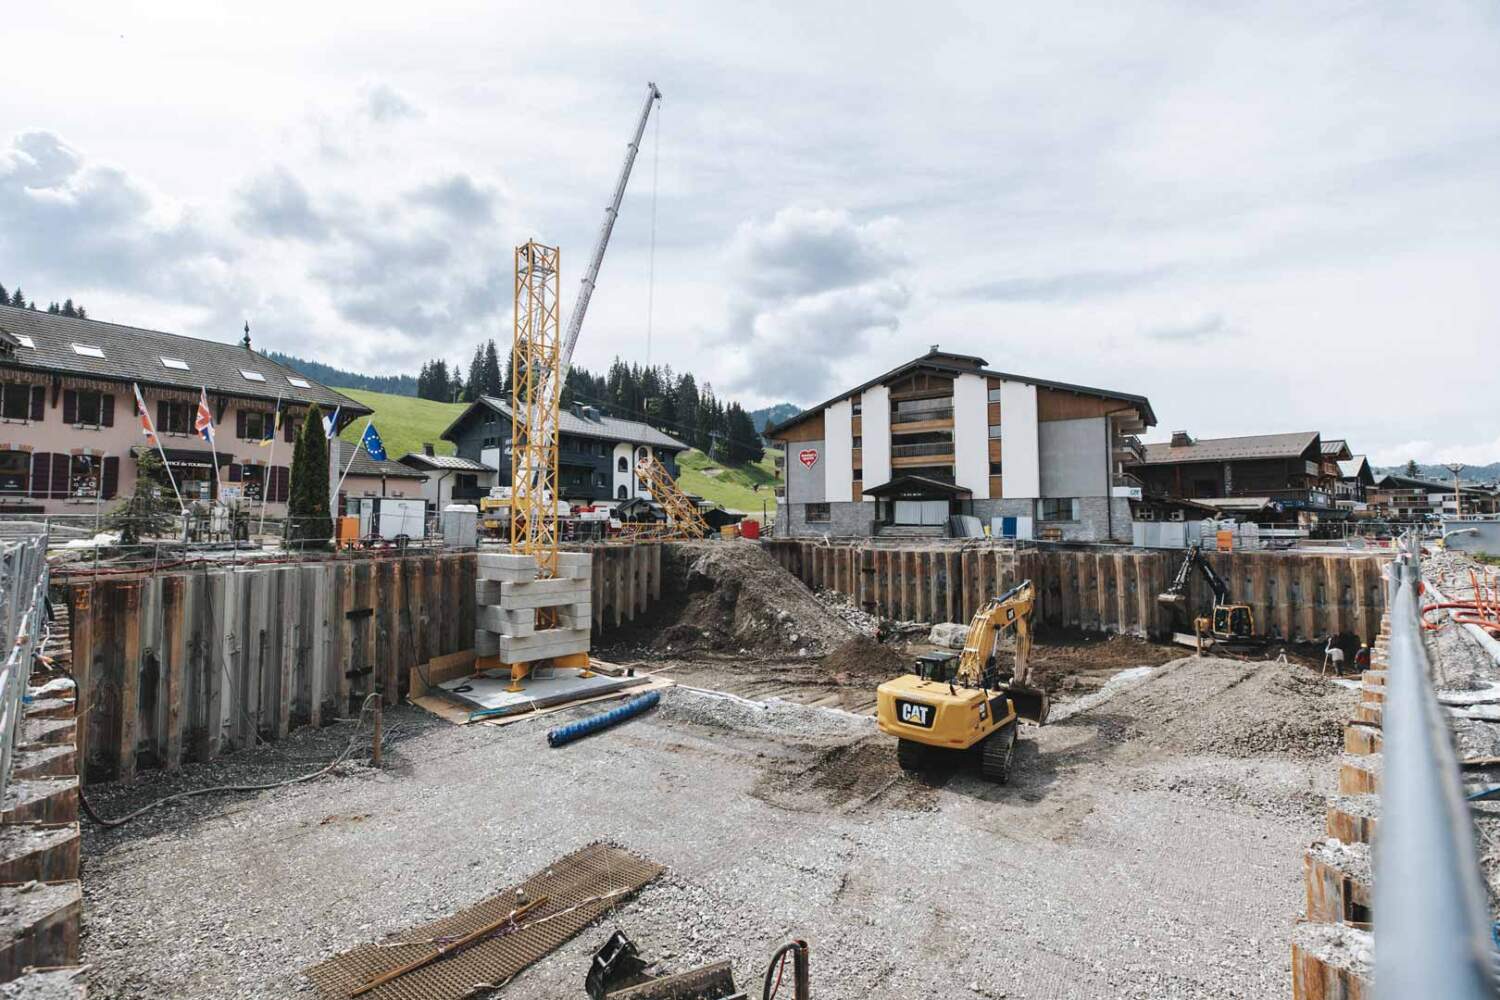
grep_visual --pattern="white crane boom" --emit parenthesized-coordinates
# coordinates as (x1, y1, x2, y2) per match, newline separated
(558, 81, 661, 374)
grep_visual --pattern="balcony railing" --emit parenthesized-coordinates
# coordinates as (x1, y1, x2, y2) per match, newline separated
(891, 442, 954, 458)
(892, 407, 953, 425)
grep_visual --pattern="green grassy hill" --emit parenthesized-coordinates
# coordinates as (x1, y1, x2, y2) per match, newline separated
(677, 448, 781, 516)
(333, 389, 783, 515)
(336, 389, 465, 459)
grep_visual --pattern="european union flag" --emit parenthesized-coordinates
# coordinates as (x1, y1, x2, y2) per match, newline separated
(361, 423, 387, 462)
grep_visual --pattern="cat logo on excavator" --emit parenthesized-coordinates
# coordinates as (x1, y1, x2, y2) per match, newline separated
(875, 580, 1048, 784)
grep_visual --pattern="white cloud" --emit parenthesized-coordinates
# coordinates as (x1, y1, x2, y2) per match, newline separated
(718, 206, 911, 399)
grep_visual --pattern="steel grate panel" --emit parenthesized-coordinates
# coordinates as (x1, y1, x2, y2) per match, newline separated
(306, 843, 664, 1000)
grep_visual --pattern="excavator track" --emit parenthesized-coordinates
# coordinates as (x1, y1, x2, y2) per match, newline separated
(980, 722, 1017, 784)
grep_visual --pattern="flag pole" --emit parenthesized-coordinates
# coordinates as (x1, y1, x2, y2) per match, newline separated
(135, 383, 186, 513)
(334, 418, 372, 498)
(201, 386, 222, 510)
(259, 393, 281, 535)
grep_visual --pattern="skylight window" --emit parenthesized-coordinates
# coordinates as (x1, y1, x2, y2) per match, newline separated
(71, 343, 104, 358)
(286, 376, 311, 388)
(240, 370, 266, 382)
(14, 335, 33, 348)
(161, 357, 190, 370)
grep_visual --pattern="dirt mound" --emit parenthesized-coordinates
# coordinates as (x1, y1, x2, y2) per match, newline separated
(1075, 656, 1356, 759)
(821, 635, 908, 684)
(649, 543, 858, 657)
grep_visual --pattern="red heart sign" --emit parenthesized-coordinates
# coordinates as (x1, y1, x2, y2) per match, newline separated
(798, 449, 819, 469)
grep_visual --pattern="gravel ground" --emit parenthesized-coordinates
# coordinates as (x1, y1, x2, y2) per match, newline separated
(79, 652, 1335, 1000)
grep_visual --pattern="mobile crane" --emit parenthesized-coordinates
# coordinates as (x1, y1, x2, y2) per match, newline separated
(876, 581, 1048, 783)
(1157, 543, 1261, 649)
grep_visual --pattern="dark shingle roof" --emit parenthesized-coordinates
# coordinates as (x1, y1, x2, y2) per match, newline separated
(0, 305, 369, 416)
(337, 439, 428, 480)
(1140, 431, 1320, 465)
(441, 396, 688, 451)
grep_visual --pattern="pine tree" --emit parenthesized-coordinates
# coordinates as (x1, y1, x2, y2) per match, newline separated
(1405, 459, 1419, 477)
(0, 283, 7, 304)
(46, 302, 60, 314)
(481, 339, 503, 396)
(464, 345, 484, 402)
(107, 452, 179, 544)
(10, 288, 24, 308)
(288, 404, 332, 546)
(61, 298, 76, 318)
(76, 307, 86, 319)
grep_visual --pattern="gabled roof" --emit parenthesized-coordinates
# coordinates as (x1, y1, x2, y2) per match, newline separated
(1140, 431, 1320, 465)
(1321, 438, 1352, 459)
(0, 304, 369, 416)
(399, 453, 494, 473)
(441, 396, 688, 451)
(764, 346, 1155, 437)
(862, 474, 972, 498)
(1338, 456, 1373, 483)
(336, 439, 428, 480)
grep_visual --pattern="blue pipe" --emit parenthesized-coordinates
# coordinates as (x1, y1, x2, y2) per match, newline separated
(547, 690, 660, 748)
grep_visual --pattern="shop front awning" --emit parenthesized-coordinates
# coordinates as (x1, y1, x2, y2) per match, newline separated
(862, 475, 971, 499)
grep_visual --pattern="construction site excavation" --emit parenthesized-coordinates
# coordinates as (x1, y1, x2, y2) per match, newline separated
(5, 36, 1500, 1000)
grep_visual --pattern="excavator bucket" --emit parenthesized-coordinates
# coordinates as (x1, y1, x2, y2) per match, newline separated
(1006, 683, 1050, 726)
(1157, 590, 1187, 609)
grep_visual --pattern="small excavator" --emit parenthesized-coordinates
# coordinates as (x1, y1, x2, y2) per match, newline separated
(1157, 543, 1262, 651)
(876, 580, 1048, 783)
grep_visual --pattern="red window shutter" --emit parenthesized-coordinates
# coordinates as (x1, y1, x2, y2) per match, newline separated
(102, 456, 120, 498)
(50, 453, 69, 497)
(101, 394, 115, 427)
(29, 453, 50, 498)
(270, 466, 289, 502)
(236, 411, 246, 439)
(29, 385, 43, 422)
(284, 416, 296, 442)
(62, 390, 77, 424)
(228, 463, 242, 482)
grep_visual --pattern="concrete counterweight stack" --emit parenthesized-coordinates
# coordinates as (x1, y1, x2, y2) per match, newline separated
(474, 550, 594, 689)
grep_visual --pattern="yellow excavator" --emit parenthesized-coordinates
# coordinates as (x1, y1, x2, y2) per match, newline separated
(876, 580, 1048, 783)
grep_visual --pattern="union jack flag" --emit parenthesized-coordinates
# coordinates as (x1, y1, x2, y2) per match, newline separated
(195, 388, 215, 444)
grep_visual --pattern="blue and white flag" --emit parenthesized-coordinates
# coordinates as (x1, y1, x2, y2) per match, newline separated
(361, 422, 387, 462)
(321, 405, 340, 439)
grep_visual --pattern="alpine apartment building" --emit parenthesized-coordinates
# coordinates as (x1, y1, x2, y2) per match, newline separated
(0, 305, 394, 516)
(765, 347, 1155, 541)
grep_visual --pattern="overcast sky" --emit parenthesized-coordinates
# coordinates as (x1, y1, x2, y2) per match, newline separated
(3, 2, 1497, 464)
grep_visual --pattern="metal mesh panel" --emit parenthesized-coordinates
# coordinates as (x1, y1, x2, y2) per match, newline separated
(306, 843, 663, 1000)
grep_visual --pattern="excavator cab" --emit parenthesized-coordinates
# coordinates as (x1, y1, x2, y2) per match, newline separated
(1211, 604, 1255, 640)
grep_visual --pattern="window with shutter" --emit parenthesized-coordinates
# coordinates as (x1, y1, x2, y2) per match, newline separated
(101, 394, 115, 427)
(63, 390, 77, 424)
(284, 416, 297, 442)
(228, 464, 242, 482)
(272, 466, 290, 502)
(102, 456, 120, 498)
(29, 386, 43, 422)
(236, 411, 246, 438)
(29, 453, 51, 498)
(49, 453, 69, 497)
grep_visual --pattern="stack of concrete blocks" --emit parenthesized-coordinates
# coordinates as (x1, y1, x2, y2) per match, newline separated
(474, 550, 593, 665)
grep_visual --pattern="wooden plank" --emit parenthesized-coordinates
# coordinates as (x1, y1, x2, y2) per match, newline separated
(1113, 553, 1129, 634)
(163, 575, 186, 770)
(928, 551, 940, 624)
(68, 584, 95, 782)
(118, 584, 142, 783)
(1298, 559, 1318, 642)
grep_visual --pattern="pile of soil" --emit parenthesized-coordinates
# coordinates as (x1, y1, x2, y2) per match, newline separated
(821, 635, 908, 684)
(649, 543, 859, 657)
(1077, 656, 1357, 759)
